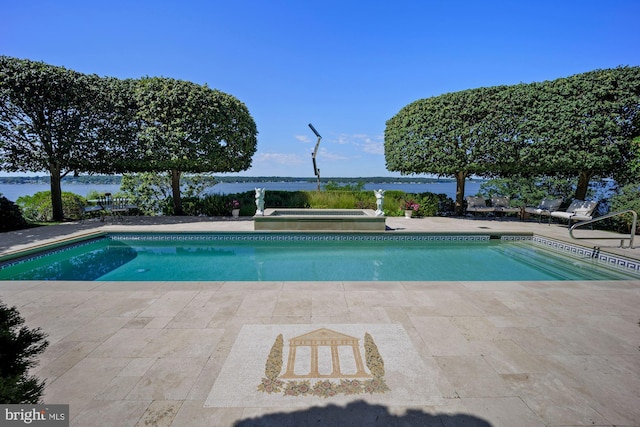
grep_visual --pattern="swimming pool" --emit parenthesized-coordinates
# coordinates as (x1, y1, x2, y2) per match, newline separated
(1, 233, 638, 281)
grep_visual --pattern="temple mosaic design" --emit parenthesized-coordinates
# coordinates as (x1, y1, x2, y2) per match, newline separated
(257, 328, 389, 397)
(204, 324, 441, 408)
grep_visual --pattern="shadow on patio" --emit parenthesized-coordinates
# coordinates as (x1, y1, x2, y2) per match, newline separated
(233, 400, 492, 427)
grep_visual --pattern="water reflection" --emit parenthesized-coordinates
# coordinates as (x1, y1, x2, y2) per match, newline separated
(2, 241, 137, 281)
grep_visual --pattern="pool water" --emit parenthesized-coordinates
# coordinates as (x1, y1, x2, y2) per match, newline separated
(1, 234, 637, 281)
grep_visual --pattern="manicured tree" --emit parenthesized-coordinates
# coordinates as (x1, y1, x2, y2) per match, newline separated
(0, 302, 48, 403)
(609, 183, 640, 233)
(131, 77, 257, 215)
(89, 77, 140, 174)
(615, 136, 640, 186)
(385, 85, 523, 215)
(0, 57, 136, 221)
(522, 66, 640, 200)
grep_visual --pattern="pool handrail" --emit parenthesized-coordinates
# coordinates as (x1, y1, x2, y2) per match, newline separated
(569, 209, 637, 249)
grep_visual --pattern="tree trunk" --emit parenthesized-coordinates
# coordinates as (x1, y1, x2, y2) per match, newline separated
(454, 171, 467, 216)
(171, 169, 183, 215)
(574, 170, 593, 201)
(49, 165, 64, 222)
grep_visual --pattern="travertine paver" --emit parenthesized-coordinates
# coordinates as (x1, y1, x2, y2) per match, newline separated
(0, 216, 638, 426)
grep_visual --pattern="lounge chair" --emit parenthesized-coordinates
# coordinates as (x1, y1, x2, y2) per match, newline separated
(491, 196, 520, 218)
(550, 200, 597, 225)
(524, 198, 563, 223)
(465, 196, 494, 217)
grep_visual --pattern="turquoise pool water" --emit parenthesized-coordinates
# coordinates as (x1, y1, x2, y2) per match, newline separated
(0, 233, 638, 281)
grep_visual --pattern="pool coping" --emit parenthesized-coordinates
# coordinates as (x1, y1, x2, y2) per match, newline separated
(0, 230, 107, 263)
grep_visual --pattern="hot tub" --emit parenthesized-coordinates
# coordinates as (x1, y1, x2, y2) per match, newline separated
(253, 209, 386, 231)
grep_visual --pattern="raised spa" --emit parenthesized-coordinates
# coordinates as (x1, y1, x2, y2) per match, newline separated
(254, 209, 386, 231)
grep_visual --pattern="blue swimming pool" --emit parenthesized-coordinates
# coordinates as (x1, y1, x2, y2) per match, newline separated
(0, 233, 638, 281)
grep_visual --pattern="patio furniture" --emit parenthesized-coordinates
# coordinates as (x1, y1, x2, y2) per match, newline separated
(490, 196, 520, 218)
(550, 200, 598, 225)
(81, 204, 104, 222)
(96, 194, 136, 222)
(110, 197, 132, 220)
(524, 198, 563, 223)
(465, 196, 494, 217)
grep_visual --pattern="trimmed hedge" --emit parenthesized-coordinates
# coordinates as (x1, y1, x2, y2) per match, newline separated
(192, 190, 453, 217)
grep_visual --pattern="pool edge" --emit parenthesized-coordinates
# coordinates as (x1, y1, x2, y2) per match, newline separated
(1, 230, 639, 279)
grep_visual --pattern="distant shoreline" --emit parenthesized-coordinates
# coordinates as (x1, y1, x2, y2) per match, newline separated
(0, 175, 486, 185)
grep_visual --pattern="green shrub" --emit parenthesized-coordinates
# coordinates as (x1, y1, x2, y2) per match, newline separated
(164, 196, 203, 216)
(306, 190, 374, 209)
(380, 191, 451, 217)
(323, 181, 365, 192)
(198, 191, 257, 216)
(16, 191, 86, 222)
(0, 196, 28, 231)
(121, 173, 172, 215)
(609, 183, 640, 234)
(416, 193, 454, 216)
(264, 191, 309, 209)
(414, 193, 439, 217)
(138, 188, 454, 218)
(199, 194, 229, 216)
(121, 172, 215, 216)
(0, 301, 49, 404)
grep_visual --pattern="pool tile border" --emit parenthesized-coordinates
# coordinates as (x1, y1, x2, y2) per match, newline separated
(108, 233, 494, 242)
(0, 233, 492, 271)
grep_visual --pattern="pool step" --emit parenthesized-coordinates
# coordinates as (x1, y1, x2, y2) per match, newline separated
(496, 243, 631, 280)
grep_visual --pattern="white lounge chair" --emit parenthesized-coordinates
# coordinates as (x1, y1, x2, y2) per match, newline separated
(491, 196, 520, 218)
(550, 200, 597, 225)
(524, 198, 563, 223)
(465, 196, 494, 217)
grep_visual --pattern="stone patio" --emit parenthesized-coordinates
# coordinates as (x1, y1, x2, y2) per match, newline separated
(0, 216, 638, 426)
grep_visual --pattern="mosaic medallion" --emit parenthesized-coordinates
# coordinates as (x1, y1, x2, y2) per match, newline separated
(204, 324, 442, 408)
(257, 328, 389, 397)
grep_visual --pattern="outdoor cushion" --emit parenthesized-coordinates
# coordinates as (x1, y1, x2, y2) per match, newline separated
(550, 200, 597, 224)
(524, 198, 562, 214)
(466, 196, 486, 207)
(491, 196, 520, 213)
(491, 196, 509, 207)
(523, 198, 563, 223)
(466, 196, 494, 213)
(538, 198, 563, 211)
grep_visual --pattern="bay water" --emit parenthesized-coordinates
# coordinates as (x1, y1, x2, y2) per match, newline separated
(0, 180, 484, 203)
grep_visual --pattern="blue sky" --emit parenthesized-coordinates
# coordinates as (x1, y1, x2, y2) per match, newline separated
(2, 0, 639, 177)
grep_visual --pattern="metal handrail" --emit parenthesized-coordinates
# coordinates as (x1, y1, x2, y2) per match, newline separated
(569, 210, 637, 249)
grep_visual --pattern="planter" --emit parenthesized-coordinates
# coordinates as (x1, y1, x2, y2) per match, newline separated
(404, 210, 413, 218)
(232, 209, 240, 218)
